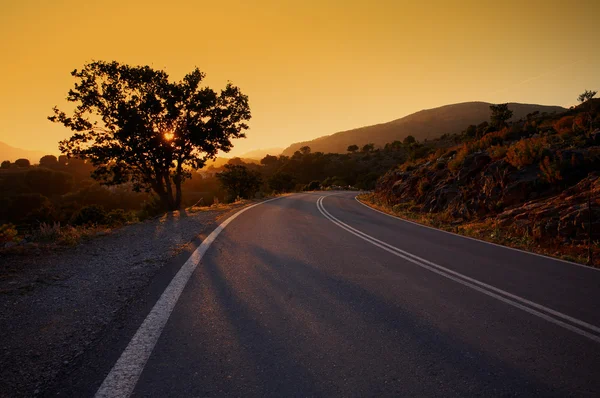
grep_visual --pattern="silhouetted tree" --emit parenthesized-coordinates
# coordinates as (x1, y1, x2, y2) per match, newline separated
(347, 145, 359, 153)
(1, 160, 10, 169)
(268, 171, 295, 192)
(216, 164, 262, 200)
(49, 61, 251, 211)
(58, 155, 68, 166)
(362, 143, 375, 153)
(578, 90, 597, 104)
(403, 135, 416, 145)
(14, 158, 30, 168)
(300, 146, 311, 155)
(490, 104, 513, 129)
(260, 154, 278, 166)
(39, 155, 58, 167)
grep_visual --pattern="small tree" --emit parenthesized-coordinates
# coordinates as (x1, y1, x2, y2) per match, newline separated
(49, 61, 251, 211)
(403, 135, 416, 145)
(0, 160, 10, 169)
(268, 171, 295, 192)
(490, 104, 513, 129)
(217, 164, 262, 200)
(362, 143, 375, 153)
(14, 158, 30, 168)
(578, 90, 597, 104)
(39, 154, 58, 167)
(577, 90, 597, 133)
(347, 144, 359, 153)
(299, 146, 311, 155)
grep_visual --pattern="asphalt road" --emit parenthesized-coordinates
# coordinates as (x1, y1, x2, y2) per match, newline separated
(62, 192, 600, 396)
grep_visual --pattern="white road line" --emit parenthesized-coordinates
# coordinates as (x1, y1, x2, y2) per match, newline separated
(353, 194, 599, 272)
(95, 196, 286, 398)
(317, 196, 600, 343)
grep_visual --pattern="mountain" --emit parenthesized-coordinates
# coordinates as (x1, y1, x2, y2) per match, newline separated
(282, 102, 567, 155)
(0, 141, 48, 163)
(238, 147, 283, 159)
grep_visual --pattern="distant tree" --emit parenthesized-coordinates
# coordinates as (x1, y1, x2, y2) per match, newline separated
(49, 61, 251, 211)
(347, 144, 359, 153)
(24, 168, 73, 196)
(362, 143, 375, 153)
(217, 164, 262, 200)
(578, 90, 597, 104)
(39, 154, 58, 167)
(300, 146, 311, 155)
(58, 155, 68, 166)
(268, 171, 295, 192)
(260, 154, 278, 166)
(14, 158, 30, 168)
(489, 103, 513, 129)
(1, 160, 10, 169)
(465, 124, 477, 138)
(227, 157, 245, 166)
(577, 90, 597, 132)
(403, 135, 416, 145)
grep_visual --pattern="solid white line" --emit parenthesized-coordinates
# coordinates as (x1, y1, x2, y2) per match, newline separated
(95, 196, 286, 398)
(353, 195, 600, 272)
(317, 196, 600, 343)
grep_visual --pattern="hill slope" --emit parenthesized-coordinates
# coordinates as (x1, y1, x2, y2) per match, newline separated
(0, 141, 47, 163)
(282, 102, 566, 155)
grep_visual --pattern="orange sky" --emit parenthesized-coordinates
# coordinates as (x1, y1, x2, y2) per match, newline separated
(0, 0, 598, 157)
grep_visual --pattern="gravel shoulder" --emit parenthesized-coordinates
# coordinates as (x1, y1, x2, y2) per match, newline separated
(0, 204, 247, 397)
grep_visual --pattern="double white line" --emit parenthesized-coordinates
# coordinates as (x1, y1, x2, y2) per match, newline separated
(317, 195, 600, 344)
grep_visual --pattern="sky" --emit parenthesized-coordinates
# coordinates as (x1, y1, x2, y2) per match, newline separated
(0, 0, 598, 157)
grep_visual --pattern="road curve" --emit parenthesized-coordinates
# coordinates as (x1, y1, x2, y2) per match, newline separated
(67, 192, 600, 396)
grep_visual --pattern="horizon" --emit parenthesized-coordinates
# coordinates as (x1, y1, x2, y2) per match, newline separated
(1, 0, 598, 157)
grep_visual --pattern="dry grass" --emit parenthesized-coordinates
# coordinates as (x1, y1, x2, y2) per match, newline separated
(357, 193, 598, 267)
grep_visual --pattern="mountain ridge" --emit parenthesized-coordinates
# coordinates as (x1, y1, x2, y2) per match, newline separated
(282, 102, 567, 155)
(0, 141, 48, 163)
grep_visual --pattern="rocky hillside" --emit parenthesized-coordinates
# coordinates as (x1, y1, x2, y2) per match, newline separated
(282, 102, 566, 155)
(371, 99, 600, 259)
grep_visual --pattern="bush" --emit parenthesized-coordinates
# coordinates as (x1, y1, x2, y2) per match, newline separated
(488, 145, 508, 160)
(506, 137, 548, 168)
(0, 223, 19, 243)
(70, 205, 107, 226)
(106, 209, 136, 226)
(303, 181, 321, 191)
(35, 222, 62, 242)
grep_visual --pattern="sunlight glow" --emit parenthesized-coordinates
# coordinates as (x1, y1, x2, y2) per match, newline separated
(163, 132, 174, 141)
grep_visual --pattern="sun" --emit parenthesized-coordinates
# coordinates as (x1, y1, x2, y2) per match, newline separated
(163, 132, 174, 141)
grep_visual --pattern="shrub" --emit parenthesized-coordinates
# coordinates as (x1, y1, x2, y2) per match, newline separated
(0, 224, 19, 243)
(488, 145, 507, 160)
(448, 145, 471, 171)
(417, 179, 432, 196)
(70, 205, 107, 226)
(106, 209, 136, 226)
(35, 222, 62, 242)
(506, 137, 548, 168)
(553, 116, 574, 135)
(303, 180, 321, 191)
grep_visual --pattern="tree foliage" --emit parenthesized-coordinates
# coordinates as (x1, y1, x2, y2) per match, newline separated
(14, 158, 30, 168)
(578, 90, 597, 103)
(489, 104, 513, 129)
(49, 61, 251, 210)
(347, 144, 359, 153)
(1, 160, 10, 169)
(216, 164, 262, 199)
(403, 135, 416, 145)
(39, 155, 58, 167)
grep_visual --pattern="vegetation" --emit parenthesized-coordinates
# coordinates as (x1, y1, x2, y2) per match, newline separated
(364, 97, 600, 266)
(49, 61, 251, 211)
